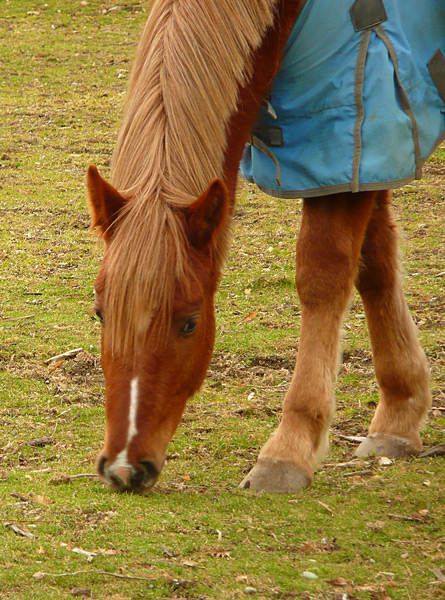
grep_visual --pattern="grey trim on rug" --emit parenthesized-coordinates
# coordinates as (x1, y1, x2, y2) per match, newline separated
(248, 134, 282, 187)
(240, 129, 445, 199)
(374, 24, 423, 179)
(352, 29, 371, 193)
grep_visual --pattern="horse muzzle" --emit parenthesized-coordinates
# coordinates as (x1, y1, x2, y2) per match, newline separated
(97, 455, 161, 494)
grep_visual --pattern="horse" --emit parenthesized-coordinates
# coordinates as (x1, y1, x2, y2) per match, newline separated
(86, 0, 444, 494)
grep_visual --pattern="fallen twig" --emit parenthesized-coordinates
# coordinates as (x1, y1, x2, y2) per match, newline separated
(45, 348, 83, 364)
(418, 443, 445, 458)
(324, 458, 368, 469)
(68, 473, 99, 480)
(10, 493, 33, 503)
(50, 473, 98, 485)
(33, 570, 160, 581)
(4, 523, 37, 539)
(341, 469, 373, 478)
(338, 435, 366, 443)
(2, 314, 34, 321)
(316, 500, 334, 515)
(388, 512, 430, 522)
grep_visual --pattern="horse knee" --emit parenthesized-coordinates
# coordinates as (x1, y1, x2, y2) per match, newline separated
(295, 254, 354, 308)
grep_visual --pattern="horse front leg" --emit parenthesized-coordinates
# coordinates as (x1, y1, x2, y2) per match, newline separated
(240, 192, 375, 492)
(354, 190, 431, 458)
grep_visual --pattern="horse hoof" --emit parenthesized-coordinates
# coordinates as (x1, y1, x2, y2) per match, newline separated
(239, 457, 312, 493)
(355, 433, 420, 459)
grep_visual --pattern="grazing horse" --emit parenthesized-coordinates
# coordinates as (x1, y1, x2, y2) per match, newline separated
(87, 0, 444, 493)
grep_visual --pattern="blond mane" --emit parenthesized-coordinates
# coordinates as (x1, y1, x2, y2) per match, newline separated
(104, 0, 280, 355)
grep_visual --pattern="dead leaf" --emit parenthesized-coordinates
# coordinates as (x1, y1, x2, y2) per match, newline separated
(326, 577, 354, 594)
(432, 567, 445, 583)
(70, 589, 92, 598)
(326, 577, 350, 587)
(34, 495, 52, 505)
(239, 311, 257, 324)
(49, 359, 65, 373)
(302, 542, 317, 552)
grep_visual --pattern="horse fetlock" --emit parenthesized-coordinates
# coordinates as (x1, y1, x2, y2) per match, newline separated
(355, 433, 421, 459)
(239, 457, 312, 493)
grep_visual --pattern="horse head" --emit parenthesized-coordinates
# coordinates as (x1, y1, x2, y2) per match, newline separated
(87, 165, 230, 493)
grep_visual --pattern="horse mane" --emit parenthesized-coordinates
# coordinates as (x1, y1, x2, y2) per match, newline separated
(104, 0, 281, 356)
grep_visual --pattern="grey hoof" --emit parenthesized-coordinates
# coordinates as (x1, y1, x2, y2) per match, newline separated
(355, 434, 420, 459)
(239, 457, 312, 493)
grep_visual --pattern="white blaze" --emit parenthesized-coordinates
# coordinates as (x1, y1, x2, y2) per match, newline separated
(111, 377, 139, 470)
(128, 377, 139, 440)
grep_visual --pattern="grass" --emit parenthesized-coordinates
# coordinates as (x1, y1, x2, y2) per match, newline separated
(0, 2, 444, 599)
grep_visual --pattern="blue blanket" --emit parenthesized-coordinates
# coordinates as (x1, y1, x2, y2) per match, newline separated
(240, 0, 445, 198)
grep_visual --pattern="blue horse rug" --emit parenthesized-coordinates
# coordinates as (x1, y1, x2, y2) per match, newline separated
(240, 0, 445, 198)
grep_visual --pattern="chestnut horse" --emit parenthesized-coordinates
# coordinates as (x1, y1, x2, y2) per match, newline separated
(87, 0, 435, 493)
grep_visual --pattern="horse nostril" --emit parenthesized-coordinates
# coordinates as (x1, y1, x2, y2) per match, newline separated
(140, 460, 160, 482)
(127, 460, 160, 493)
(130, 460, 159, 490)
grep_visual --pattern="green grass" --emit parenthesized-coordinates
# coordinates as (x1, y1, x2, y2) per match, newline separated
(0, 2, 444, 599)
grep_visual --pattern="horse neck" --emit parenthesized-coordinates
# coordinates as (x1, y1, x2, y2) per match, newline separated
(112, 0, 293, 207)
(223, 0, 305, 203)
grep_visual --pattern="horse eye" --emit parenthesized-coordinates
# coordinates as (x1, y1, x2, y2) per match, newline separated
(180, 318, 197, 336)
(95, 309, 104, 324)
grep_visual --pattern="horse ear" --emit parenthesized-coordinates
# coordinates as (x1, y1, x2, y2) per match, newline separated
(186, 178, 229, 250)
(86, 165, 126, 242)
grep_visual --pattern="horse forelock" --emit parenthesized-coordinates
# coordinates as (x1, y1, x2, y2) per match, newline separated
(102, 198, 188, 357)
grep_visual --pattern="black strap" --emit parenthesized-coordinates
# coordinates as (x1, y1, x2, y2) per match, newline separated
(350, 0, 387, 32)
(251, 126, 284, 148)
(428, 49, 445, 104)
